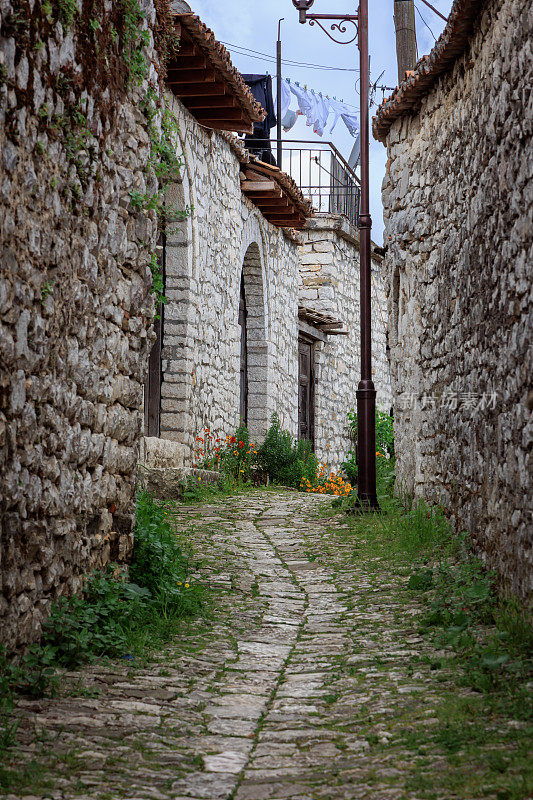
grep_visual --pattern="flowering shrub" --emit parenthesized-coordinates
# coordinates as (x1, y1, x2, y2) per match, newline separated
(193, 423, 257, 484)
(219, 423, 257, 483)
(300, 464, 352, 496)
(192, 414, 351, 496)
(193, 427, 221, 470)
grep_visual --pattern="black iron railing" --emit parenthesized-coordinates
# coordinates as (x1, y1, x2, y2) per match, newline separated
(246, 138, 361, 228)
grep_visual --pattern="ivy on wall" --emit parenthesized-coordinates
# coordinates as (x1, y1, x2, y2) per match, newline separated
(1, 0, 190, 310)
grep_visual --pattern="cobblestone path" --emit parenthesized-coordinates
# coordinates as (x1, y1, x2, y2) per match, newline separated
(7, 491, 528, 800)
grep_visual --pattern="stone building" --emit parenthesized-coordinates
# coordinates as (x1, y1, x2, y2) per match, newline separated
(0, 0, 165, 646)
(141, 11, 391, 475)
(0, 2, 390, 647)
(374, 0, 532, 597)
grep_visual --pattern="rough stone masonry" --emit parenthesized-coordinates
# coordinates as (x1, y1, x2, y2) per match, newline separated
(0, 0, 163, 647)
(374, 0, 532, 598)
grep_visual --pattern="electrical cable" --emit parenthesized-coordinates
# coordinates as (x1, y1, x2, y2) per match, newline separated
(414, 5, 437, 40)
(219, 40, 359, 72)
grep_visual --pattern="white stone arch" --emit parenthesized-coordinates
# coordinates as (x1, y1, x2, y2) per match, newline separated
(157, 96, 198, 465)
(240, 214, 270, 336)
(240, 233, 269, 440)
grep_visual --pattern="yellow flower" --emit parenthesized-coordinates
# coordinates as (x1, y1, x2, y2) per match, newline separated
(185, 582, 190, 588)
(177, 581, 182, 586)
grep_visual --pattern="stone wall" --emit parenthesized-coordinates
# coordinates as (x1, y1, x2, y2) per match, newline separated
(299, 214, 392, 471)
(153, 90, 300, 465)
(0, 1, 161, 646)
(378, 0, 532, 596)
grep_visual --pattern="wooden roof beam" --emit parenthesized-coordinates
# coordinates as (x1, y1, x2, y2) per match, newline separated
(168, 82, 227, 96)
(167, 68, 217, 84)
(201, 120, 253, 133)
(241, 180, 278, 192)
(183, 95, 238, 109)
(194, 107, 246, 121)
(166, 55, 208, 70)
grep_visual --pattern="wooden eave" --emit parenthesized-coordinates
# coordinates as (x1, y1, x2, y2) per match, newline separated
(240, 161, 313, 230)
(167, 14, 266, 134)
(298, 305, 348, 335)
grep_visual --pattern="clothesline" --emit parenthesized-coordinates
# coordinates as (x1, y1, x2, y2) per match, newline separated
(277, 78, 359, 139)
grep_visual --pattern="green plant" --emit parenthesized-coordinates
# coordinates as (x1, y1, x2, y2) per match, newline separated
(220, 423, 256, 483)
(132, 491, 204, 618)
(41, 281, 54, 302)
(343, 408, 395, 486)
(57, 0, 78, 27)
(256, 413, 300, 486)
(129, 188, 145, 209)
(149, 253, 167, 315)
(120, 0, 150, 85)
(40, 567, 142, 668)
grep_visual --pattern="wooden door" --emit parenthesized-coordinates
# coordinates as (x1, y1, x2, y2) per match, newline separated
(239, 275, 248, 424)
(144, 235, 165, 437)
(298, 338, 315, 446)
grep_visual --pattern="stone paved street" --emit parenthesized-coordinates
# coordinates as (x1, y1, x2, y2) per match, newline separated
(5, 491, 529, 800)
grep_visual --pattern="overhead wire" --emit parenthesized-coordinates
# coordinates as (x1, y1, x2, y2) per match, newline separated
(219, 40, 359, 72)
(414, 5, 437, 40)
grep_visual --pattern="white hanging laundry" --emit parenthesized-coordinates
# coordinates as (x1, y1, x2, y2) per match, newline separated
(289, 82, 314, 119)
(313, 93, 331, 137)
(341, 112, 359, 137)
(279, 78, 291, 119)
(347, 133, 361, 169)
(304, 89, 321, 129)
(328, 98, 350, 134)
(282, 109, 298, 131)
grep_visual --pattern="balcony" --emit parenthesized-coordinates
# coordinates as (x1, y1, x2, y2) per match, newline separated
(244, 138, 361, 229)
(280, 140, 361, 229)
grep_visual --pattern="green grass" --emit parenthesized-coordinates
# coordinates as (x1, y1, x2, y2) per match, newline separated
(313, 482, 533, 800)
(0, 490, 209, 790)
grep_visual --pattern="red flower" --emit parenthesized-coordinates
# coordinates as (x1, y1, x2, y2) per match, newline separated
(229, 436, 236, 444)
(238, 441, 244, 448)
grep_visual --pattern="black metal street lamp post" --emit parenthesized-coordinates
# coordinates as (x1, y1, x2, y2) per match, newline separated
(292, 0, 378, 510)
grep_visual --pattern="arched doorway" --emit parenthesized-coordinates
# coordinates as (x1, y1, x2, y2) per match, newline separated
(239, 273, 248, 424)
(240, 241, 268, 438)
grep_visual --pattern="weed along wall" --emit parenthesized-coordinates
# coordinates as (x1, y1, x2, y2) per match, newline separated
(0, 0, 170, 647)
(374, 0, 532, 597)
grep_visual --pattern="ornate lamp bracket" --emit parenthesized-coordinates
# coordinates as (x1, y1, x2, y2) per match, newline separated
(292, 1, 360, 47)
(308, 15, 358, 45)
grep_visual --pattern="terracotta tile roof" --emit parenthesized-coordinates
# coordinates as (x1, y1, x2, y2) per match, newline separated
(248, 155, 315, 220)
(168, 13, 265, 133)
(373, 0, 486, 142)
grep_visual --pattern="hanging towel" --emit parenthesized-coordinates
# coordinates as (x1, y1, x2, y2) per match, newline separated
(282, 109, 298, 132)
(341, 112, 359, 137)
(328, 98, 350, 134)
(279, 78, 291, 119)
(289, 82, 314, 118)
(347, 133, 361, 169)
(313, 93, 331, 137)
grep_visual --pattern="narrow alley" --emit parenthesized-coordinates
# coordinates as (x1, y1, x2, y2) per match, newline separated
(7, 492, 529, 800)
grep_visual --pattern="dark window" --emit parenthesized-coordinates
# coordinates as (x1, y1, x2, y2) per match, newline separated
(298, 337, 315, 447)
(144, 234, 165, 437)
(239, 274, 248, 424)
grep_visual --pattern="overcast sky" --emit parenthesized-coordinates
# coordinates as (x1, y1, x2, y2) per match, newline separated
(190, 0, 453, 243)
